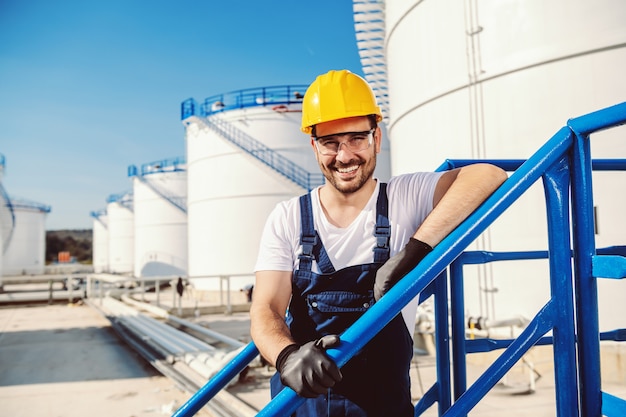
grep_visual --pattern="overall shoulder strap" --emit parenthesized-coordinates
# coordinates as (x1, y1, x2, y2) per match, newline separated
(373, 182, 391, 263)
(298, 193, 335, 273)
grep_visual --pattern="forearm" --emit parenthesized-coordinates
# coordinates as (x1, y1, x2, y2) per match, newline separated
(250, 302, 295, 366)
(415, 163, 507, 246)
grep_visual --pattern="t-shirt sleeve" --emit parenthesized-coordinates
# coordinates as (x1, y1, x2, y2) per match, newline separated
(389, 172, 443, 219)
(254, 198, 300, 272)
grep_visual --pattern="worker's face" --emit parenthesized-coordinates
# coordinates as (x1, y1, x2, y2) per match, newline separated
(311, 116, 381, 194)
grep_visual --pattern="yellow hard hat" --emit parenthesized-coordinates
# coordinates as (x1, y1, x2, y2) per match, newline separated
(301, 69, 383, 135)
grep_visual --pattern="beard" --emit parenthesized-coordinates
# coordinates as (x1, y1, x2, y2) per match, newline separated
(319, 151, 377, 194)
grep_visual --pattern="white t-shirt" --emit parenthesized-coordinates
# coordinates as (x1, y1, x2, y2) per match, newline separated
(254, 172, 444, 332)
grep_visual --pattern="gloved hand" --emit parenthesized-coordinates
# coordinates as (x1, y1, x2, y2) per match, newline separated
(374, 238, 433, 301)
(275, 335, 343, 398)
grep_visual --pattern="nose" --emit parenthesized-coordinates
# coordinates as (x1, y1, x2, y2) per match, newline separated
(335, 142, 356, 157)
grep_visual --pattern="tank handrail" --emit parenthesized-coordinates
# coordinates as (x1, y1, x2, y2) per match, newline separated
(106, 191, 133, 204)
(128, 156, 187, 177)
(202, 115, 325, 191)
(7, 196, 51, 213)
(181, 85, 308, 120)
(133, 175, 187, 213)
(172, 101, 626, 416)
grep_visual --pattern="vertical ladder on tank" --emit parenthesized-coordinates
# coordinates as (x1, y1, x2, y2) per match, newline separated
(171, 102, 626, 417)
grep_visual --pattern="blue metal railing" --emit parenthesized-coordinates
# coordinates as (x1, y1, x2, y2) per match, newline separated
(7, 196, 52, 213)
(106, 191, 134, 212)
(128, 156, 186, 177)
(172, 101, 626, 417)
(127, 157, 187, 212)
(181, 85, 307, 120)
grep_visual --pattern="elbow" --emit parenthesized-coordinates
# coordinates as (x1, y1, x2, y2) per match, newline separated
(474, 163, 508, 190)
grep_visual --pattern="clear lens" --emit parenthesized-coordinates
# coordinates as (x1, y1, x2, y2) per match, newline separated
(315, 129, 374, 155)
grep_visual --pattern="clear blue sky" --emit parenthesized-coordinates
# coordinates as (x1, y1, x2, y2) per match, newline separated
(0, 0, 363, 230)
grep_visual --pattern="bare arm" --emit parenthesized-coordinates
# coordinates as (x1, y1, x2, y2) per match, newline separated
(250, 270, 295, 366)
(414, 163, 508, 247)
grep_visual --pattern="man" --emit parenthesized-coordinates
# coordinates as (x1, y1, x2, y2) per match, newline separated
(250, 69, 507, 416)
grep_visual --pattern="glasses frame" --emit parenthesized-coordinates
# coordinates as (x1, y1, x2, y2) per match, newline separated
(313, 128, 376, 156)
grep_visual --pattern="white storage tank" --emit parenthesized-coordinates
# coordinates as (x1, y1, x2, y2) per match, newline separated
(2, 197, 50, 276)
(383, 0, 626, 330)
(183, 85, 391, 290)
(90, 209, 109, 273)
(106, 191, 134, 275)
(129, 157, 187, 278)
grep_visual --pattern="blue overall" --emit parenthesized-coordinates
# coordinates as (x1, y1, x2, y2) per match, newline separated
(270, 184, 414, 417)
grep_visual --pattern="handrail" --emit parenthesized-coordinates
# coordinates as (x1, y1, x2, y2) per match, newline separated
(172, 101, 626, 416)
(181, 85, 307, 120)
(198, 115, 324, 191)
(128, 156, 186, 177)
(7, 196, 52, 213)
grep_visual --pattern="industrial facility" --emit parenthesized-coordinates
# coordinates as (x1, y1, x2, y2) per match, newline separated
(2, 1, 624, 416)
(0, 153, 51, 283)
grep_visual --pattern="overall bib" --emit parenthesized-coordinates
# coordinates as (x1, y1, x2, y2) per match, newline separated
(270, 184, 414, 417)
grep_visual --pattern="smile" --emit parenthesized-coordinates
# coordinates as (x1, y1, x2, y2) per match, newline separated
(337, 165, 359, 173)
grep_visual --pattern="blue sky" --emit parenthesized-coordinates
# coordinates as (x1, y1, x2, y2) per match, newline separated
(0, 0, 363, 230)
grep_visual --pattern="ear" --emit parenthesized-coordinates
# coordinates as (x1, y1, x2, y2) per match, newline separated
(374, 126, 382, 154)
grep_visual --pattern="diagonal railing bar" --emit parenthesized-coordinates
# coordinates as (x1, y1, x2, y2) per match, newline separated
(201, 115, 324, 191)
(446, 299, 557, 416)
(172, 342, 259, 417)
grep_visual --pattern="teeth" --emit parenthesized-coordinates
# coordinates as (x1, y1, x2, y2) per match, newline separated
(337, 166, 358, 173)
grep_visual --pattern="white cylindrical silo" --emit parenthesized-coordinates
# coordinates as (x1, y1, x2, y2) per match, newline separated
(91, 209, 109, 273)
(184, 85, 390, 290)
(384, 0, 626, 330)
(130, 157, 187, 278)
(106, 192, 134, 275)
(2, 197, 50, 276)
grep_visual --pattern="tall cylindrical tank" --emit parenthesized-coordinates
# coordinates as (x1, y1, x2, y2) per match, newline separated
(129, 157, 187, 278)
(2, 197, 50, 275)
(106, 192, 134, 275)
(384, 0, 626, 330)
(90, 209, 109, 273)
(184, 85, 391, 290)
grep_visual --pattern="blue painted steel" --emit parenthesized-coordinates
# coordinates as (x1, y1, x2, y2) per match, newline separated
(542, 158, 579, 416)
(172, 102, 626, 417)
(570, 123, 602, 417)
(8, 197, 52, 213)
(602, 391, 626, 416)
(180, 85, 307, 120)
(128, 156, 186, 178)
(449, 259, 467, 404)
(172, 342, 260, 417)
(433, 272, 452, 414)
(592, 255, 626, 279)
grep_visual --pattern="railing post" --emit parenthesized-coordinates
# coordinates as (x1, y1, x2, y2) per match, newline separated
(433, 271, 452, 414)
(450, 258, 468, 405)
(542, 156, 580, 416)
(570, 129, 602, 416)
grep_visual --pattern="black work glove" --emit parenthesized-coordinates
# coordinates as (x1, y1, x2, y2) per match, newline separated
(275, 335, 343, 398)
(374, 238, 433, 301)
